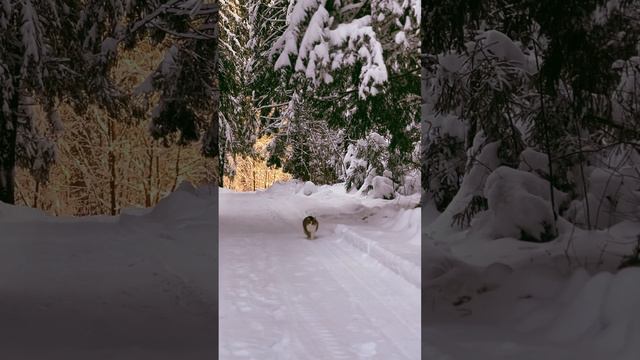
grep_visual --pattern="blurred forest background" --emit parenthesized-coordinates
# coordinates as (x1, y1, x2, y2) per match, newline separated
(2, 1, 218, 216)
(15, 41, 215, 215)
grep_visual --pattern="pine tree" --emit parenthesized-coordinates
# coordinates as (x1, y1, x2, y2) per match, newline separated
(270, 0, 421, 147)
(128, 1, 220, 159)
(218, 0, 261, 184)
(257, 0, 421, 188)
(423, 0, 640, 238)
(0, 1, 97, 204)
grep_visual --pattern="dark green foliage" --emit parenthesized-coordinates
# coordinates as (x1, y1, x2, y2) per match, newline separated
(452, 195, 488, 229)
(239, 0, 421, 187)
(424, 134, 465, 211)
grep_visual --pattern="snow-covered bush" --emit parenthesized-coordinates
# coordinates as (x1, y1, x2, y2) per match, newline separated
(423, 114, 467, 211)
(371, 176, 395, 199)
(398, 169, 421, 196)
(424, 30, 533, 212)
(476, 166, 567, 242)
(429, 137, 500, 234)
(566, 157, 640, 229)
(343, 132, 389, 193)
(343, 131, 420, 199)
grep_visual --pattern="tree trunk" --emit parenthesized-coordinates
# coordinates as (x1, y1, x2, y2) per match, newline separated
(145, 142, 154, 207)
(155, 152, 161, 204)
(108, 118, 117, 215)
(33, 181, 40, 208)
(219, 145, 225, 188)
(172, 146, 181, 192)
(0, 91, 19, 204)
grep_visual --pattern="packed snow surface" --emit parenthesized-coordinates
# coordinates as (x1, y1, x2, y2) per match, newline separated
(0, 183, 217, 359)
(219, 181, 421, 359)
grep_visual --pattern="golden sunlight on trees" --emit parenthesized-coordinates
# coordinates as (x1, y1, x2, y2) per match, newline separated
(14, 41, 216, 216)
(224, 136, 291, 192)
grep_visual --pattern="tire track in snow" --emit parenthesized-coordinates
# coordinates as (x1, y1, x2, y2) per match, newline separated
(265, 199, 418, 359)
(262, 202, 353, 359)
(308, 238, 419, 359)
(220, 191, 420, 359)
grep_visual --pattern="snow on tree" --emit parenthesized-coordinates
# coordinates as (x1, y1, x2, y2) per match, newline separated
(0, 1, 94, 204)
(218, 0, 262, 183)
(271, 0, 420, 98)
(423, 0, 640, 241)
(0, 0, 220, 204)
(130, 1, 219, 159)
(240, 0, 422, 192)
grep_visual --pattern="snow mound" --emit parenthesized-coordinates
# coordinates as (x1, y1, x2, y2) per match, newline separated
(566, 166, 640, 229)
(301, 181, 317, 196)
(121, 181, 211, 224)
(263, 180, 305, 195)
(518, 148, 550, 176)
(477, 166, 567, 241)
(370, 176, 394, 199)
(119, 206, 153, 217)
(0, 202, 47, 222)
(423, 242, 461, 281)
(475, 30, 536, 73)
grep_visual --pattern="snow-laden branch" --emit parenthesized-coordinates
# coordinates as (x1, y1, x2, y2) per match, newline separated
(270, 0, 419, 98)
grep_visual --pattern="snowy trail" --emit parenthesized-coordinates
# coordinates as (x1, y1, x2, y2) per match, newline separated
(0, 186, 217, 359)
(219, 187, 420, 359)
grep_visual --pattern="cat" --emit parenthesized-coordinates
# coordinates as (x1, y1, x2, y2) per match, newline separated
(302, 215, 319, 240)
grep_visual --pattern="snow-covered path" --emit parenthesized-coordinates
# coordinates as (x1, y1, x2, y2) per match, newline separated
(219, 184, 421, 359)
(0, 184, 217, 359)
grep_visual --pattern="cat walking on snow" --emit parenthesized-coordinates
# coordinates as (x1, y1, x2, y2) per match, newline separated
(302, 216, 319, 240)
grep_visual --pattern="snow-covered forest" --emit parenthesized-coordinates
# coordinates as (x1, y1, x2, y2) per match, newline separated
(423, 1, 640, 358)
(0, 0, 218, 214)
(4, 0, 640, 358)
(220, 0, 421, 197)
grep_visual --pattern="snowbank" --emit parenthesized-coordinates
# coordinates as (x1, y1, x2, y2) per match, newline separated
(424, 179, 640, 359)
(0, 202, 47, 222)
(119, 181, 214, 225)
(336, 207, 421, 287)
(0, 182, 218, 359)
(517, 267, 640, 358)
